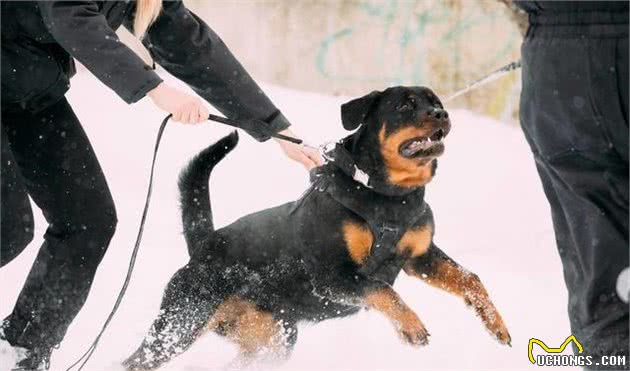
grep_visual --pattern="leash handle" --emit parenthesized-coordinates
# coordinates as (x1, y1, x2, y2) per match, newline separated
(206, 113, 303, 145)
(66, 114, 171, 371)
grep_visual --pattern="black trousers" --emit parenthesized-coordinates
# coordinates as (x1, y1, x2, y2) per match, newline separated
(520, 12, 629, 364)
(1, 98, 117, 349)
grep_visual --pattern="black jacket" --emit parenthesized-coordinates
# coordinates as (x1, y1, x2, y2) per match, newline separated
(0, 1, 290, 140)
(515, 1, 629, 15)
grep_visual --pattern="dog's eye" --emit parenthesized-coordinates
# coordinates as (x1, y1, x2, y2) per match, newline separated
(396, 96, 416, 112)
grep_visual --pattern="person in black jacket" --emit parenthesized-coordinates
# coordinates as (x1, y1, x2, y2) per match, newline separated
(515, 1, 628, 369)
(0, 1, 321, 369)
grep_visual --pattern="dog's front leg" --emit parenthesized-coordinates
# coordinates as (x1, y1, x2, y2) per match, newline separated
(362, 285, 430, 346)
(403, 242, 511, 346)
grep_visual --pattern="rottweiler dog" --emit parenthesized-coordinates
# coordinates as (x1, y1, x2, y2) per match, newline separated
(123, 86, 511, 370)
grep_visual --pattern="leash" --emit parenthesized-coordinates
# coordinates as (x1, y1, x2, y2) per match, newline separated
(66, 60, 521, 370)
(206, 112, 303, 144)
(443, 60, 521, 103)
(66, 114, 170, 371)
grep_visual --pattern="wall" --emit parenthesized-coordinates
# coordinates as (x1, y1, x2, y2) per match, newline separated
(128, 0, 525, 120)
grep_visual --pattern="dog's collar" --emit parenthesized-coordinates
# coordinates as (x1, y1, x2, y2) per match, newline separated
(320, 142, 419, 197)
(321, 142, 372, 188)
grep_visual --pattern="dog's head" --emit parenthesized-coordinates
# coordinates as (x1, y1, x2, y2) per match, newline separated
(340, 86, 451, 189)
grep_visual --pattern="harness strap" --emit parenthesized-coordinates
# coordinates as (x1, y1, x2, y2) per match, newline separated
(308, 166, 427, 284)
(359, 223, 402, 279)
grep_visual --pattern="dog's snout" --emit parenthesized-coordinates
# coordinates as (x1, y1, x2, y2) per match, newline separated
(422, 107, 451, 138)
(426, 107, 448, 121)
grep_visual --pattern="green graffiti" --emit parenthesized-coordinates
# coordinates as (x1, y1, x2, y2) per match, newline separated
(315, 0, 518, 86)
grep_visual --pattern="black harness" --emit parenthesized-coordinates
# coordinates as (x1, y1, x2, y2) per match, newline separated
(308, 143, 428, 283)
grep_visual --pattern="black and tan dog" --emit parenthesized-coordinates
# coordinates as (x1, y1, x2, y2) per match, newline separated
(123, 86, 511, 370)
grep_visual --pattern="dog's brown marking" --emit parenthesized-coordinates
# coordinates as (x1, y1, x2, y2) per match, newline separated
(364, 287, 429, 346)
(379, 125, 435, 188)
(396, 225, 432, 257)
(208, 296, 284, 355)
(342, 221, 373, 265)
(404, 259, 511, 345)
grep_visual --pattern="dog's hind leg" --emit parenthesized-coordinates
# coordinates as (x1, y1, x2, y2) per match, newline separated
(403, 242, 511, 346)
(223, 320, 297, 371)
(123, 264, 223, 370)
(208, 297, 298, 368)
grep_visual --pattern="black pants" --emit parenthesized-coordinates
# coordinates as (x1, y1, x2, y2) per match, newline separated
(520, 12, 629, 364)
(1, 98, 117, 349)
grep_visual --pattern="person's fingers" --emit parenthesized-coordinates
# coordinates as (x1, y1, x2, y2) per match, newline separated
(296, 152, 317, 170)
(184, 104, 196, 124)
(199, 105, 209, 122)
(191, 104, 201, 124)
(189, 103, 208, 124)
(181, 105, 190, 124)
(303, 147, 324, 166)
(309, 154, 323, 167)
(196, 106, 206, 124)
(173, 109, 184, 123)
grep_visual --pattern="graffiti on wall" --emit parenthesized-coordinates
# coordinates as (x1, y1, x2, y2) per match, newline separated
(315, 0, 520, 112)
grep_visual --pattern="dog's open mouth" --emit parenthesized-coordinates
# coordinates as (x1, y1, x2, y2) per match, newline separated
(399, 128, 446, 158)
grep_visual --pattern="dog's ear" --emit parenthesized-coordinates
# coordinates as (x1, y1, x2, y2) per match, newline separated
(340, 90, 380, 131)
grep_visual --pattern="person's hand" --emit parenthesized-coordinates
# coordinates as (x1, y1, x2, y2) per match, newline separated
(274, 129, 323, 171)
(147, 83, 209, 124)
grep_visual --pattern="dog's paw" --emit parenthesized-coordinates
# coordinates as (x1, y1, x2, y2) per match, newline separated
(397, 316, 430, 347)
(482, 310, 511, 346)
(492, 320, 512, 347)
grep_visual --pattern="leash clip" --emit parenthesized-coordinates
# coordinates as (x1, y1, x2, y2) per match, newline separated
(320, 142, 337, 163)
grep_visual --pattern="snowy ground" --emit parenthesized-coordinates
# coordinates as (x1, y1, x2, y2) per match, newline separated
(1, 71, 576, 371)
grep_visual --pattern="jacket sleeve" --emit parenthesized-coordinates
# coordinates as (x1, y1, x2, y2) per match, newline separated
(38, 1, 163, 104)
(127, 1, 291, 141)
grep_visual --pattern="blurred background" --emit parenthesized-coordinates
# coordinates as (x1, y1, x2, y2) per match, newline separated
(119, 0, 526, 122)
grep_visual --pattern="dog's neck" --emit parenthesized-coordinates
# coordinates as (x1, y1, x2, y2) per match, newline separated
(336, 134, 425, 197)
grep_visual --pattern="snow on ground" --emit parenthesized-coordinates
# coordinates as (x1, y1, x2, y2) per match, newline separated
(1, 71, 576, 371)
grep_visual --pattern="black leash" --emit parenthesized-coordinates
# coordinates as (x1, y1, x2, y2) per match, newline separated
(207, 113, 303, 144)
(66, 114, 170, 371)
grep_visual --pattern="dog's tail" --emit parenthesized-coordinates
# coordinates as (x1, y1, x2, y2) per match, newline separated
(178, 131, 239, 256)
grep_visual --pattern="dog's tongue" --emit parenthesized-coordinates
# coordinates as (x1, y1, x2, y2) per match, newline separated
(402, 138, 434, 156)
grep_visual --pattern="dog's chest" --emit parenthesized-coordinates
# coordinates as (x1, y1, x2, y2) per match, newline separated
(341, 221, 433, 265)
(295, 167, 434, 287)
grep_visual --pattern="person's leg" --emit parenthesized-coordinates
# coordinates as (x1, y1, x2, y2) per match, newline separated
(1, 125, 34, 267)
(521, 29, 629, 364)
(2, 98, 117, 352)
